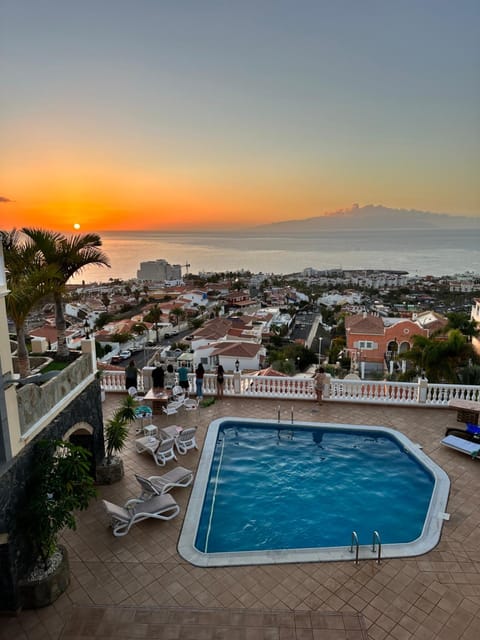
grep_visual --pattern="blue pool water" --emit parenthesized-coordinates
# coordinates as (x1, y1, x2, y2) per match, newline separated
(195, 421, 435, 553)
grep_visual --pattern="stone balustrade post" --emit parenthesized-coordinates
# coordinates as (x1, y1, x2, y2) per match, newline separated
(323, 373, 331, 399)
(233, 370, 241, 394)
(417, 376, 429, 404)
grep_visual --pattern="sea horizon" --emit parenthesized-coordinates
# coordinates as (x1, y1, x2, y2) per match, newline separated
(70, 228, 480, 285)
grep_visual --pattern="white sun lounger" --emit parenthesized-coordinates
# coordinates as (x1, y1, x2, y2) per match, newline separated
(441, 435, 480, 458)
(102, 494, 180, 537)
(134, 466, 194, 499)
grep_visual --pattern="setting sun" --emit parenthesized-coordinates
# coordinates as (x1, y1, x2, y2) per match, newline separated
(73, 223, 81, 230)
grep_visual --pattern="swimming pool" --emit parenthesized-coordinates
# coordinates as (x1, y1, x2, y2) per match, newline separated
(178, 418, 450, 566)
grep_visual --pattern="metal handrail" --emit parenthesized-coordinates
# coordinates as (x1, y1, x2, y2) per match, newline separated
(372, 530, 382, 564)
(349, 531, 359, 564)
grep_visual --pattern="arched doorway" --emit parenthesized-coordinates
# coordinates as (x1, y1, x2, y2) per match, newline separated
(64, 422, 96, 477)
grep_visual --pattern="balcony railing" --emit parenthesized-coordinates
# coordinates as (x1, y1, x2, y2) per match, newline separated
(100, 369, 480, 407)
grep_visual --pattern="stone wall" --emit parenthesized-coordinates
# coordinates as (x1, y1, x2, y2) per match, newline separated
(17, 353, 93, 436)
(0, 379, 104, 613)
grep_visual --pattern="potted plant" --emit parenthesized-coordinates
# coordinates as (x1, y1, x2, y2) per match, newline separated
(17, 439, 96, 608)
(96, 394, 138, 484)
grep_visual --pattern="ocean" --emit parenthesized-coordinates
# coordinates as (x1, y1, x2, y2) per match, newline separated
(70, 228, 480, 284)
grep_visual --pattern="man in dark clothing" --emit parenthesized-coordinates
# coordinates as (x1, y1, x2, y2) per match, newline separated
(151, 363, 165, 389)
(125, 360, 138, 391)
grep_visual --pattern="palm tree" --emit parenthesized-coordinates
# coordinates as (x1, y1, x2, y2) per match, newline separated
(143, 304, 163, 343)
(101, 292, 110, 311)
(404, 330, 476, 383)
(1, 230, 57, 377)
(170, 307, 185, 326)
(446, 312, 479, 342)
(132, 322, 148, 348)
(22, 229, 110, 358)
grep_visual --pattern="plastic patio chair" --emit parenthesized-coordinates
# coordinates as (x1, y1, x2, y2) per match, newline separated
(175, 427, 198, 455)
(153, 436, 177, 466)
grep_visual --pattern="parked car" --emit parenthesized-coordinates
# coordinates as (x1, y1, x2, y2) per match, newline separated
(162, 348, 182, 360)
(111, 349, 132, 363)
(164, 329, 179, 338)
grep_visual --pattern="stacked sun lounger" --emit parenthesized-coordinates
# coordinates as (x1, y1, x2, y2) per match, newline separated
(441, 435, 480, 458)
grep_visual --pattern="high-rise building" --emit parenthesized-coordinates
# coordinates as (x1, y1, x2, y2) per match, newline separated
(136, 259, 182, 281)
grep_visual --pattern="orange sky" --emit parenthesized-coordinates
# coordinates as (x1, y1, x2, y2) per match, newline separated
(2, 3, 479, 233)
(3, 153, 478, 233)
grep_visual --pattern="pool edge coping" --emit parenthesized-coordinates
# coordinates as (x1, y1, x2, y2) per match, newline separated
(178, 417, 450, 567)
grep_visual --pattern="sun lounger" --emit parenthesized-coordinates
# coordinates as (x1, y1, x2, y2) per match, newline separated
(135, 435, 177, 466)
(441, 435, 480, 458)
(134, 466, 194, 499)
(135, 435, 160, 455)
(102, 494, 180, 536)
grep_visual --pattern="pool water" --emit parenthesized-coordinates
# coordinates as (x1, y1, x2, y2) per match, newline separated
(195, 423, 434, 553)
(179, 418, 450, 566)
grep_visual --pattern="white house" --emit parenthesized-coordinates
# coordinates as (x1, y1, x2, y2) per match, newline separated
(194, 341, 266, 372)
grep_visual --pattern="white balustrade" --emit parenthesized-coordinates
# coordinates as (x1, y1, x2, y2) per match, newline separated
(99, 370, 480, 408)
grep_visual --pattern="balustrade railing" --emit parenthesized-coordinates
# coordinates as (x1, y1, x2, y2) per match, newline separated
(329, 379, 418, 404)
(100, 368, 479, 408)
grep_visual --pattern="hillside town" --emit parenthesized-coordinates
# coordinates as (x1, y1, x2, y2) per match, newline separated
(2, 239, 480, 636)
(15, 257, 480, 384)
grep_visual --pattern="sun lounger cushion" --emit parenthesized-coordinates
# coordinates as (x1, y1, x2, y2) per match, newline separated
(441, 435, 480, 457)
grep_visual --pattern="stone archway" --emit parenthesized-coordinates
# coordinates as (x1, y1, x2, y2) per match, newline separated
(64, 422, 96, 477)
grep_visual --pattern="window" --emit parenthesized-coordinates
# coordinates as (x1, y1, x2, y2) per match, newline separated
(355, 340, 376, 350)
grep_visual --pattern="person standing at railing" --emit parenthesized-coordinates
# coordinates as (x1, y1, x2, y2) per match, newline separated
(151, 362, 165, 390)
(314, 367, 326, 405)
(177, 363, 190, 394)
(164, 363, 175, 389)
(125, 360, 138, 392)
(195, 363, 205, 399)
(216, 364, 225, 399)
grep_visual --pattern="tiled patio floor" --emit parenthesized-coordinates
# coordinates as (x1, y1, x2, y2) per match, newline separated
(3, 396, 480, 640)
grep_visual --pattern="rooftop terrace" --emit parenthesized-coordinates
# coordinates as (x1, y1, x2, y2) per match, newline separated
(3, 395, 480, 640)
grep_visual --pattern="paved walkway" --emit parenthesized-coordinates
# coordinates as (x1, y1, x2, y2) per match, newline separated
(3, 396, 480, 640)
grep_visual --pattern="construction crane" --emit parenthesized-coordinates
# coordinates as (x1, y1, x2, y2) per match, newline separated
(182, 262, 191, 275)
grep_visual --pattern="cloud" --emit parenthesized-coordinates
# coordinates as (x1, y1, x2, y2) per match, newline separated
(0, 196, 13, 203)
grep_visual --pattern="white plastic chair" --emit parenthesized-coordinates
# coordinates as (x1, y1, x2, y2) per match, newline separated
(171, 385, 186, 401)
(128, 386, 142, 401)
(183, 398, 199, 411)
(175, 427, 198, 455)
(153, 437, 177, 466)
(162, 404, 179, 417)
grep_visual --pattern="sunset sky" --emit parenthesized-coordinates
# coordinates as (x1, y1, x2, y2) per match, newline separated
(1, 1, 479, 232)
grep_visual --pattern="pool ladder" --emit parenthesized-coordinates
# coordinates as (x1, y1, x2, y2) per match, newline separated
(276, 406, 295, 424)
(349, 530, 382, 564)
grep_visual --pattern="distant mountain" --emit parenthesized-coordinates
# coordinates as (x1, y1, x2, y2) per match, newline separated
(252, 204, 480, 234)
